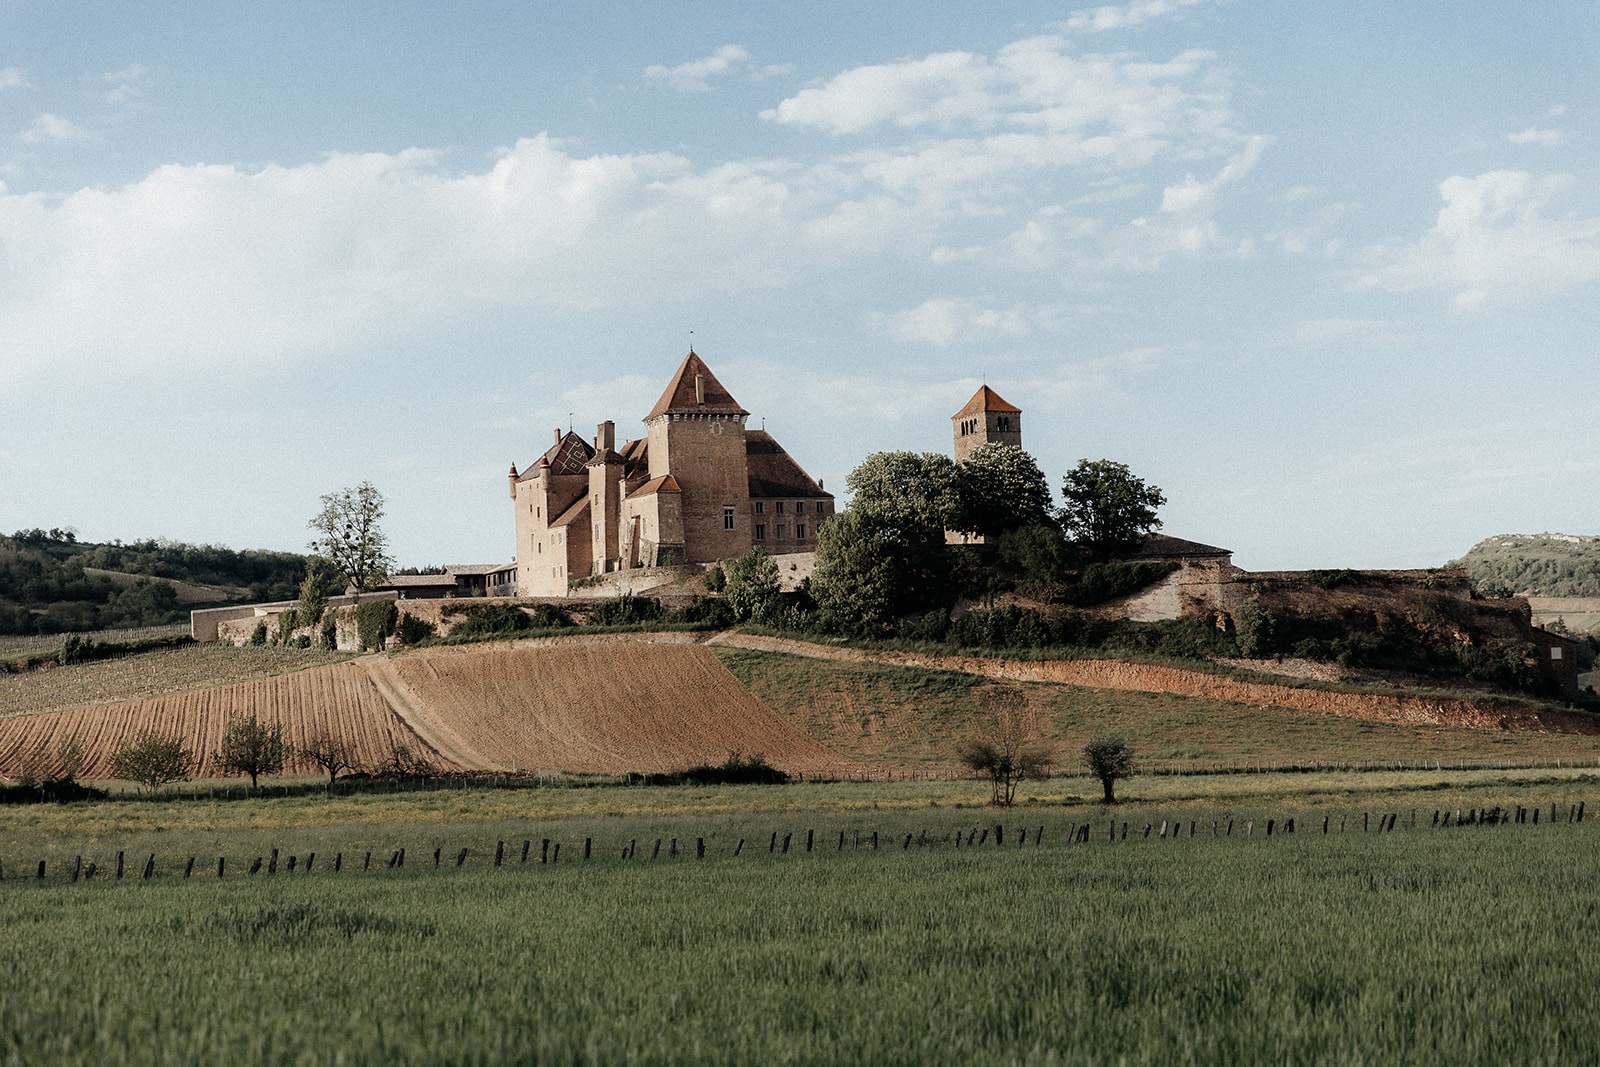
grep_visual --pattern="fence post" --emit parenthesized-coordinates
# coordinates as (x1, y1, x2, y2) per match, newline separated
(434, 848, 442, 868)
(142, 855, 154, 880)
(870, 832, 878, 850)
(838, 831, 845, 851)
(651, 839, 661, 861)
(696, 838, 705, 860)
(1362, 813, 1368, 832)
(669, 838, 677, 858)
(363, 851, 372, 871)
(807, 829, 814, 852)
(903, 833, 912, 849)
(521, 840, 531, 863)
(735, 839, 745, 856)
(551, 843, 559, 863)
(496, 841, 505, 867)
(1036, 825, 1044, 847)
(456, 848, 468, 867)
(72, 856, 83, 882)
(287, 856, 297, 873)
(1246, 820, 1254, 836)
(995, 825, 1003, 846)
(781, 833, 791, 854)
(37, 860, 46, 880)
(769, 832, 777, 853)
(217, 857, 226, 878)
(115, 851, 125, 879)
(332, 853, 340, 873)
(542, 839, 550, 864)
(268, 849, 278, 875)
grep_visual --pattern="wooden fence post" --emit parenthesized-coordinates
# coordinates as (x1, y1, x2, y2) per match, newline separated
(651, 838, 662, 860)
(550, 843, 559, 863)
(287, 856, 297, 873)
(769, 832, 777, 853)
(1036, 825, 1044, 846)
(542, 839, 550, 864)
(584, 838, 592, 861)
(398, 848, 406, 868)
(433, 848, 441, 868)
(520, 840, 531, 864)
(496, 841, 505, 867)
(995, 825, 1004, 846)
(363, 851, 371, 871)
(456, 848, 468, 867)
(37, 860, 46, 880)
(268, 849, 278, 875)
(903, 833, 912, 849)
(1246, 820, 1254, 836)
(735, 839, 745, 856)
(782, 833, 792, 854)
(83, 862, 96, 880)
(807, 829, 814, 852)
(332, 854, 341, 873)
(837, 831, 845, 851)
(870, 832, 878, 850)
(142, 855, 154, 880)
(696, 838, 705, 860)
(669, 838, 678, 858)
(115, 851, 125, 879)
(1362, 812, 1368, 832)
(72, 856, 83, 882)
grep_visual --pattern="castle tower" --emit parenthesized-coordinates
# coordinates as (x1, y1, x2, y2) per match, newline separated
(951, 385, 1022, 464)
(643, 350, 752, 564)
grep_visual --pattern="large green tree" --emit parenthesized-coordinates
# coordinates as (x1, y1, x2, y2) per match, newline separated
(1058, 459, 1166, 559)
(810, 452, 959, 632)
(953, 443, 1054, 539)
(722, 547, 781, 622)
(308, 481, 394, 596)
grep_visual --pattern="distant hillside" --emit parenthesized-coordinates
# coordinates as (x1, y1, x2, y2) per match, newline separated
(0, 529, 308, 635)
(1452, 533, 1600, 598)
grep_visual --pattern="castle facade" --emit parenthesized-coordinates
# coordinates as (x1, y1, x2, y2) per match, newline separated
(510, 351, 834, 597)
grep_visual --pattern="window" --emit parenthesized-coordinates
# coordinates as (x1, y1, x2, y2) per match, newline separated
(1552, 647, 1564, 661)
(723, 507, 736, 530)
(796, 524, 806, 541)
(755, 523, 766, 540)
(776, 524, 787, 539)
(795, 501, 806, 514)
(776, 501, 785, 514)
(755, 501, 764, 514)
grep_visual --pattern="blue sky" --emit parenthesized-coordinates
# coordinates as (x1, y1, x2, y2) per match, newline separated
(2, 0, 1596, 571)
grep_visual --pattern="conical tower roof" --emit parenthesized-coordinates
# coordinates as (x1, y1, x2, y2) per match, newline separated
(646, 350, 749, 419)
(952, 384, 1021, 420)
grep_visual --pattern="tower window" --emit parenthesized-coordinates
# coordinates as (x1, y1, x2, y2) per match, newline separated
(723, 507, 736, 531)
(776, 501, 785, 514)
(755, 523, 766, 540)
(755, 501, 765, 514)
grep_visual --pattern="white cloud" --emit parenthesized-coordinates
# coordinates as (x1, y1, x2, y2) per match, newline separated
(1157, 133, 1265, 213)
(102, 64, 150, 105)
(876, 297, 1068, 346)
(644, 45, 751, 92)
(19, 113, 91, 143)
(0, 68, 27, 91)
(0, 136, 937, 388)
(1063, 0, 1209, 34)
(1357, 170, 1600, 308)
(1508, 127, 1566, 147)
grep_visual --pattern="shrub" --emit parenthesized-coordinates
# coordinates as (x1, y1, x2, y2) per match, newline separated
(528, 603, 573, 628)
(215, 714, 286, 790)
(1083, 736, 1136, 804)
(249, 622, 268, 646)
(704, 564, 726, 593)
(667, 597, 735, 627)
(448, 603, 535, 639)
(396, 613, 437, 646)
(355, 599, 398, 651)
(108, 730, 194, 791)
(319, 610, 339, 650)
(637, 752, 789, 786)
(1233, 597, 1278, 657)
(588, 594, 661, 626)
(949, 606, 1050, 650)
(1063, 561, 1178, 607)
(274, 610, 296, 645)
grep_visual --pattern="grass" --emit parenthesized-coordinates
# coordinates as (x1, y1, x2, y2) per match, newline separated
(1, 804, 1596, 1064)
(0, 623, 192, 664)
(0, 642, 352, 718)
(718, 646, 1600, 771)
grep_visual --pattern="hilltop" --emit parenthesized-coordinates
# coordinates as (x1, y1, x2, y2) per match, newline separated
(1452, 533, 1600, 598)
(0, 528, 307, 635)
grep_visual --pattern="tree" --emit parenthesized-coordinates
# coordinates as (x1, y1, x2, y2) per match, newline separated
(953, 443, 1054, 539)
(722, 547, 780, 622)
(1082, 736, 1136, 804)
(216, 714, 286, 790)
(300, 732, 358, 789)
(810, 452, 959, 632)
(109, 730, 194, 792)
(1058, 459, 1166, 560)
(295, 562, 330, 628)
(308, 481, 394, 596)
(955, 688, 1054, 806)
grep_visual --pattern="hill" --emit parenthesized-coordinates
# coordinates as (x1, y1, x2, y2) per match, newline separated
(0, 528, 308, 635)
(1452, 533, 1600, 597)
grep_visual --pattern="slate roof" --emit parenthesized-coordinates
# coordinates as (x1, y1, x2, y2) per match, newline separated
(952, 385, 1021, 419)
(745, 430, 832, 499)
(550, 496, 591, 529)
(519, 431, 595, 479)
(645, 351, 748, 419)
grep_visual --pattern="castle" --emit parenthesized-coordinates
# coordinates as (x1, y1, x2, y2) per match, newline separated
(510, 351, 834, 597)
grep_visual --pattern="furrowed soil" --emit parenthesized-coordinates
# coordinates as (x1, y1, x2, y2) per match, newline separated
(0, 637, 857, 780)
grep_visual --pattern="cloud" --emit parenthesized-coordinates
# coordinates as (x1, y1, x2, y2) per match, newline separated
(102, 64, 151, 105)
(1508, 127, 1566, 147)
(876, 297, 1069, 345)
(0, 68, 27, 91)
(0, 136, 937, 389)
(1357, 170, 1600, 308)
(1063, 0, 1210, 34)
(19, 113, 91, 143)
(644, 45, 751, 92)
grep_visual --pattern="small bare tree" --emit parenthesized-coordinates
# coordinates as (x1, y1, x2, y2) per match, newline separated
(1083, 736, 1136, 804)
(300, 732, 358, 788)
(956, 687, 1054, 806)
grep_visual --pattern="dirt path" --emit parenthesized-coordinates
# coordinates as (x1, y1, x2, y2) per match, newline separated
(707, 633, 1600, 735)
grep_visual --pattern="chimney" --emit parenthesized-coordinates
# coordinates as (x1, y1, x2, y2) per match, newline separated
(695, 374, 705, 406)
(596, 420, 615, 452)
(553, 428, 561, 445)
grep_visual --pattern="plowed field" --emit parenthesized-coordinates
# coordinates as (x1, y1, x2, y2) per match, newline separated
(0, 639, 858, 780)
(0, 661, 444, 780)
(368, 641, 854, 775)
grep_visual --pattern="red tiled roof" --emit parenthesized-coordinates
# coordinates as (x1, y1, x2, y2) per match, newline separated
(951, 385, 1021, 419)
(628, 474, 682, 498)
(645, 351, 748, 419)
(745, 430, 832, 499)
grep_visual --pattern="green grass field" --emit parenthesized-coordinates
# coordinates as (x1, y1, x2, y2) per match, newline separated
(2, 798, 1596, 1065)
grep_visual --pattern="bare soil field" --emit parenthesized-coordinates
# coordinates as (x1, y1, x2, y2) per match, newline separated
(0, 661, 441, 780)
(0, 637, 857, 781)
(369, 640, 855, 776)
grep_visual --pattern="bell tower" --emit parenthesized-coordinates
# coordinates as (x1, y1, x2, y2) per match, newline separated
(951, 385, 1022, 464)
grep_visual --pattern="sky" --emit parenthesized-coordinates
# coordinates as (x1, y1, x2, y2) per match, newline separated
(1, 0, 1597, 572)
